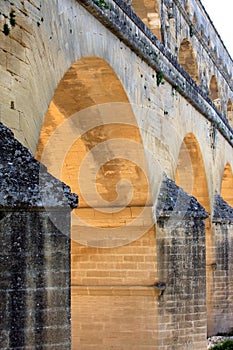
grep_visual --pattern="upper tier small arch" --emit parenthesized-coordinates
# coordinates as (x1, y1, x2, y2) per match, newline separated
(132, 0, 161, 41)
(178, 39, 199, 84)
(209, 75, 221, 111)
(227, 99, 233, 128)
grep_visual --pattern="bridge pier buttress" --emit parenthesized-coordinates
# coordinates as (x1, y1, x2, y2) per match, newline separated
(0, 123, 78, 349)
(211, 195, 233, 336)
(155, 176, 209, 349)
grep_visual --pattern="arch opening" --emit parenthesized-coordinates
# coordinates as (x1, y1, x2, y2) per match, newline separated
(178, 39, 200, 84)
(209, 75, 221, 111)
(227, 99, 233, 128)
(36, 57, 158, 349)
(221, 163, 233, 207)
(132, 0, 162, 41)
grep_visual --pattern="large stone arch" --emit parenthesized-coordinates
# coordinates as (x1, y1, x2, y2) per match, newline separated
(35, 56, 158, 350)
(178, 38, 199, 84)
(175, 132, 215, 335)
(221, 163, 233, 207)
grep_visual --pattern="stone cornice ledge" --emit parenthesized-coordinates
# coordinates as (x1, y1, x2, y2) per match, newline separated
(78, 0, 233, 148)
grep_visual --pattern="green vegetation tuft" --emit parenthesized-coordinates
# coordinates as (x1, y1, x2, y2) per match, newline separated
(211, 340, 233, 350)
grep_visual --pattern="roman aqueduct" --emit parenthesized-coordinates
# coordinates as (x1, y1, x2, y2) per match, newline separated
(0, 0, 233, 348)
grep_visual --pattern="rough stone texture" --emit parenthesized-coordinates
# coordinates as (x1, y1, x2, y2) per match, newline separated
(0, 211, 71, 349)
(155, 175, 208, 349)
(212, 194, 233, 224)
(0, 0, 232, 206)
(81, 0, 233, 140)
(0, 0, 233, 349)
(155, 174, 209, 220)
(211, 195, 233, 335)
(0, 123, 78, 209)
(0, 123, 78, 349)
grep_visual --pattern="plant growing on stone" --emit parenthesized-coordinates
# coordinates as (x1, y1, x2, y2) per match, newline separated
(3, 23, 10, 35)
(1, 8, 16, 36)
(156, 71, 165, 86)
(9, 10, 16, 27)
(93, 0, 110, 10)
(211, 340, 233, 350)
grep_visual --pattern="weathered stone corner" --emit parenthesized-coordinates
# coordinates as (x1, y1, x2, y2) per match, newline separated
(212, 194, 233, 224)
(155, 173, 209, 221)
(0, 122, 78, 209)
(155, 174, 208, 349)
(0, 122, 78, 349)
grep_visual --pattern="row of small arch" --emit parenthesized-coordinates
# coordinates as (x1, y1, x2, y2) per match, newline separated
(179, 38, 233, 127)
(131, 0, 232, 78)
(130, 0, 233, 127)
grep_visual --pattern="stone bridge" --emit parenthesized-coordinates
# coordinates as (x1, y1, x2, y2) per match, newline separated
(0, 0, 233, 349)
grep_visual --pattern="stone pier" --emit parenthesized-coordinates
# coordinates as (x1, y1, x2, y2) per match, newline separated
(0, 123, 78, 349)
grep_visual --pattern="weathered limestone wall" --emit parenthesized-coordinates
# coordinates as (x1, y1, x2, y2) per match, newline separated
(0, 211, 71, 349)
(0, 123, 78, 348)
(71, 220, 158, 349)
(72, 286, 159, 349)
(155, 176, 208, 349)
(211, 195, 233, 335)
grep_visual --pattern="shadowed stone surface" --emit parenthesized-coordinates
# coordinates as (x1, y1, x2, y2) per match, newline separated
(155, 173, 209, 220)
(155, 175, 208, 349)
(212, 194, 233, 223)
(0, 123, 78, 209)
(0, 123, 78, 349)
(211, 194, 233, 335)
